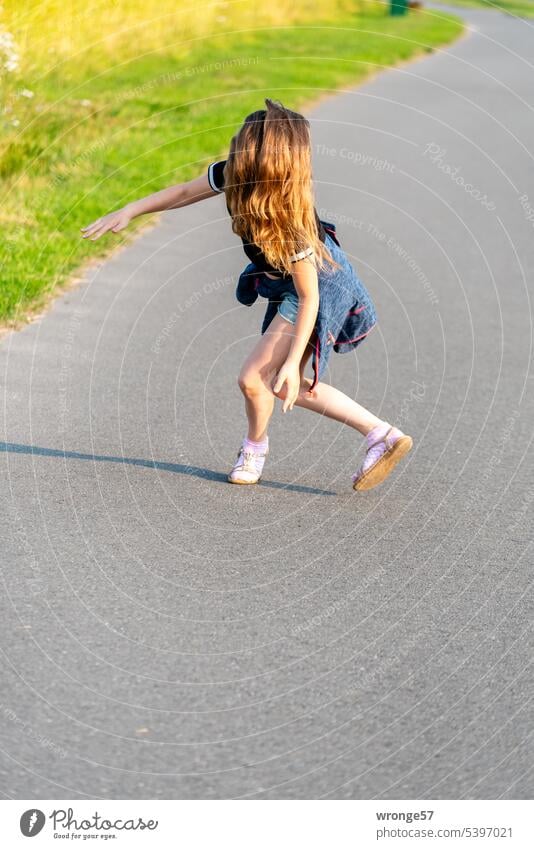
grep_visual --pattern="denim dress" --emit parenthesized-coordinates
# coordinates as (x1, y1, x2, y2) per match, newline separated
(236, 222, 377, 390)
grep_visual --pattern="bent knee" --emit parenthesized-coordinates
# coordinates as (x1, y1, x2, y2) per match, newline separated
(238, 369, 271, 398)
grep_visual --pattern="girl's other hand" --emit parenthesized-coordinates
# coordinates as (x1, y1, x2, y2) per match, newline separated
(272, 359, 301, 413)
(80, 205, 133, 241)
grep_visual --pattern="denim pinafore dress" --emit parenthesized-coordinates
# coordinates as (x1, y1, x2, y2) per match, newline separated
(236, 221, 377, 390)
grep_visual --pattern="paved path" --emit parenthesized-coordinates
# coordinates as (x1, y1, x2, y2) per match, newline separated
(1, 5, 533, 800)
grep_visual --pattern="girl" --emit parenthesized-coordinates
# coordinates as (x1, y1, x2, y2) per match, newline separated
(81, 98, 413, 490)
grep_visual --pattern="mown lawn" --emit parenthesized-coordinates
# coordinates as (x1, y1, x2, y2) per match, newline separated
(432, 0, 534, 16)
(1, 1, 463, 324)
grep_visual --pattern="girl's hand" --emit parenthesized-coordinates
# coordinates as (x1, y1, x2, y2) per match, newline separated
(80, 205, 134, 241)
(272, 359, 301, 413)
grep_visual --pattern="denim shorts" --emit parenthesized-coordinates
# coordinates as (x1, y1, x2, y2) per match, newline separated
(278, 290, 299, 325)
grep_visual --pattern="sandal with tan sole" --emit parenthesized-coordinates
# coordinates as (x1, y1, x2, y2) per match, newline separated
(352, 424, 413, 491)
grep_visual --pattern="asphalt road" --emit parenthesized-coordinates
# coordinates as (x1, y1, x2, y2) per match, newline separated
(1, 4, 533, 800)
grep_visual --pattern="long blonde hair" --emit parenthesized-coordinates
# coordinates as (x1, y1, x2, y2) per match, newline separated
(223, 98, 340, 276)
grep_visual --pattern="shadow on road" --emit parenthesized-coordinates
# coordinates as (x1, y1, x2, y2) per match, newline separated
(0, 441, 337, 496)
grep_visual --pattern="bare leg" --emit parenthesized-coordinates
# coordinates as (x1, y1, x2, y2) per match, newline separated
(238, 314, 383, 439)
(237, 314, 299, 441)
(289, 377, 383, 435)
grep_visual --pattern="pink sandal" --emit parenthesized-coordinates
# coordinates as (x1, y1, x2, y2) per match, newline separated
(352, 422, 413, 491)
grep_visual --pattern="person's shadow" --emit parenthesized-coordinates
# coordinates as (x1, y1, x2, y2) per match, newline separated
(0, 442, 336, 496)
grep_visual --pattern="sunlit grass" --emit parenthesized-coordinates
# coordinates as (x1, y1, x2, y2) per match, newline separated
(429, 0, 534, 16)
(0, 0, 463, 323)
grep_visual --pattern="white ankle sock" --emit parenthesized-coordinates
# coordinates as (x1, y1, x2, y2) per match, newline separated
(244, 435, 269, 451)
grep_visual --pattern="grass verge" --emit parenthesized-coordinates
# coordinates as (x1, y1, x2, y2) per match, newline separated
(430, 0, 534, 17)
(1, 1, 463, 325)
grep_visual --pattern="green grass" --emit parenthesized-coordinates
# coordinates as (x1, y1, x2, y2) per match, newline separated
(432, 0, 534, 16)
(0, 1, 463, 324)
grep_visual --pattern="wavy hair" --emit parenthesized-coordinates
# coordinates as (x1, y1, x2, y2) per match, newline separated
(223, 98, 340, 276)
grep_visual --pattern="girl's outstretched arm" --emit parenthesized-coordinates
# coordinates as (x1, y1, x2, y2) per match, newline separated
(80, 173, 218, 241)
